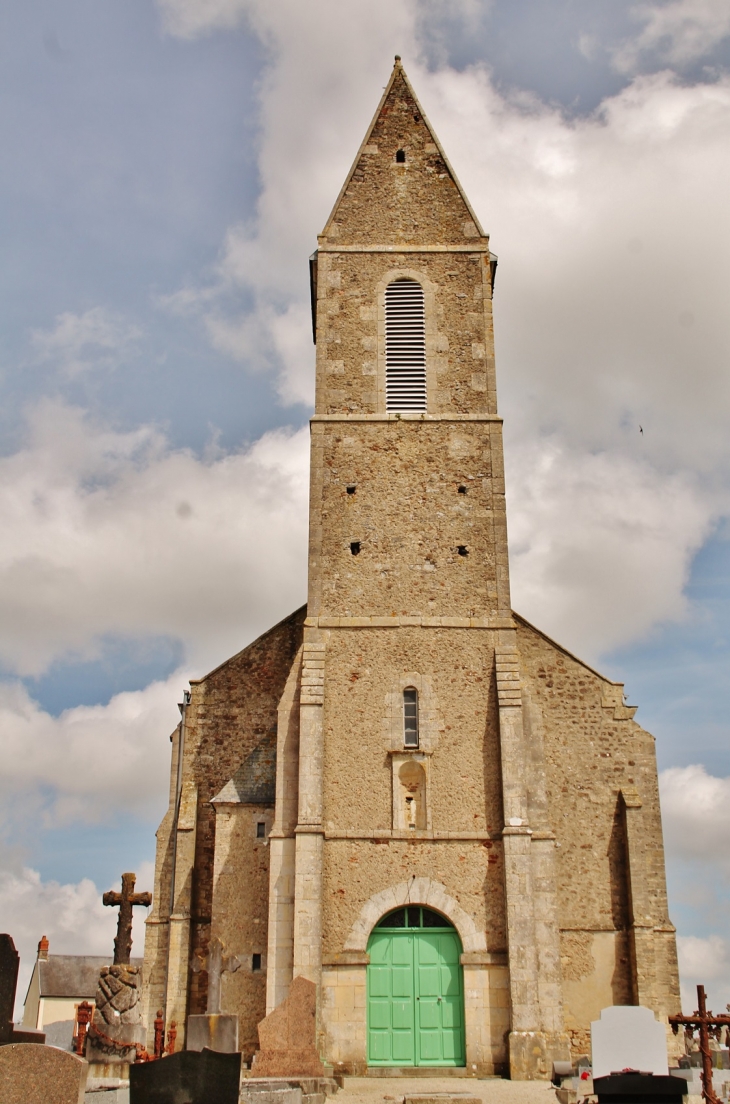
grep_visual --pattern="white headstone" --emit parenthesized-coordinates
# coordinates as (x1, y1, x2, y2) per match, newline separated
(591, 1006, 669, 1078)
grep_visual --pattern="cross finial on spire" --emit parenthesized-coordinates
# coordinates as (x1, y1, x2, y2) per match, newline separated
(394, 55, 401, 64)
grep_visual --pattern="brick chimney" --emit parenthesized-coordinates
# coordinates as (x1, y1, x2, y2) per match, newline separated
(37, 936, 49, 961)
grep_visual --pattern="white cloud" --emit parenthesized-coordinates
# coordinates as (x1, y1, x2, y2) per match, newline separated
(661, 766, 730, 1009)
(677, 935, 730, 1014)
(422, 66, 730, 471)
(614, 0, 730, 72)
(660, 764, 730, 866)
(0, 675, 180, 827)
(0, 400, 309, 678)
(508, 442, 714, 661)
(32, 308, 142, 379)
(0, 861, 154, 1021)
(157, 0, 250, 38)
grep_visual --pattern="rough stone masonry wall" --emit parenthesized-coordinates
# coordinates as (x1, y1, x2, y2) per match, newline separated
(320, 625, 506, 955)
(516, 616, 680, 1056)
(310, 420, 503, 619)
(315, 250, 496, 418)
(143, 606, 305, 1035)
(210, 803, 274, 1061)
(324, 68, 481, 249)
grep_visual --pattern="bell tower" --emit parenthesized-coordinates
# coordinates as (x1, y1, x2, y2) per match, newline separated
(264, 57, 570, 1078)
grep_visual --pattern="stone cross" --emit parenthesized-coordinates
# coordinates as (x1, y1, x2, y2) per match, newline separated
(670, 984, 730, 1104)
(191, 937, 240, 1015)
(102, 872, 152, 965)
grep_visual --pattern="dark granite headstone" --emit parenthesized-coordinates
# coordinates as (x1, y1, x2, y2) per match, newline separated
(129, 1047, 241, 1104)
(0, 934, 45, 1046)
(0, 935, 20, 1044)
(594, 1072, 687, 1104)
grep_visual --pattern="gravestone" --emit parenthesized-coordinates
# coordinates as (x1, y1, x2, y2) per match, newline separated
(251, 976, 325, 1077)
(129, 1048, 241, 1104)
(187, 937, 240, 1053)
(0, 934, 45, 1046)
(0, 1042, 88, 1104)
(0, 934, 19, 1045)
(592, 1006, 670, 1079)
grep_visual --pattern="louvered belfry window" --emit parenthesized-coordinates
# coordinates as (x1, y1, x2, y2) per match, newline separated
(385, 279, 426, 412)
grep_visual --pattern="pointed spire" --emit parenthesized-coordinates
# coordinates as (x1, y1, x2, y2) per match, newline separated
(320, 60, 486, 247)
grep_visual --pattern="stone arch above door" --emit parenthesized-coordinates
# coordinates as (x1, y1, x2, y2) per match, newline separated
(344, 877, 486, 953)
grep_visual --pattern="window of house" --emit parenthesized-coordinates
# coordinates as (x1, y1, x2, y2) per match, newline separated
(403, 688, 419, 747)
(385, 279, 426, 412)
(252, 953, 262, 972)
(256, 822, 266, 839)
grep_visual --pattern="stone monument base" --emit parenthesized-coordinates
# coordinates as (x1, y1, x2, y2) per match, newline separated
(86, 1022, 146, 1065)
(509, 1030, 571, 1080)
(187, 1013, 239, 1053)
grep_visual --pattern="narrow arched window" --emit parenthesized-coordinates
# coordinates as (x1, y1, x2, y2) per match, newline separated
(385, 279, 426, 412)
(403, 687, 419, 747)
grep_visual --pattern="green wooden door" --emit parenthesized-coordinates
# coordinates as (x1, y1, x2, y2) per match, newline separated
(367, 907, 465, 1067)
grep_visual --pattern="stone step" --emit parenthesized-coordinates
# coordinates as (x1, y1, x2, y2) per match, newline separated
(84, 1090, 130, 1103)
(404, 1096, 481, 1104)
(240, 1077, 339, 1104)
(365, 1068, 474, 1078)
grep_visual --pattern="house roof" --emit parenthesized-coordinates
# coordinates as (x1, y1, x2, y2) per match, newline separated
(36, 955, 143, 998)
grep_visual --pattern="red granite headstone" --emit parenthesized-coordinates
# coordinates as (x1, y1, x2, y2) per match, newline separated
(251, 976, 325, 1077)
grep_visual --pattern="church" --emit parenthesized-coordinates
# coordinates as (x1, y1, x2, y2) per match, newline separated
(141, 58, 680, 1080)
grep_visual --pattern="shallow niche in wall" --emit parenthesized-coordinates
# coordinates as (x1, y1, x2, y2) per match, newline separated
(391, 752, 430, 831)
(399, 759, 427, 830)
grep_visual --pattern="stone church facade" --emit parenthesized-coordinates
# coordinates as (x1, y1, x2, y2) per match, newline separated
(142, 59, 680, 1079)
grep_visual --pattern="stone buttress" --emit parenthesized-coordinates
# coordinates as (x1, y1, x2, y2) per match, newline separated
(265, 58, 570, 1078)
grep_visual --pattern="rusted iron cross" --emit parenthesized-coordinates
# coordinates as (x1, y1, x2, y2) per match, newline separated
(670, 984, 730, 1104)
(102, 872, 152, 965)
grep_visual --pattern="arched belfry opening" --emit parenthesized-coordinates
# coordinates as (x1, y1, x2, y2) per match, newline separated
(385, 279, 426, 412)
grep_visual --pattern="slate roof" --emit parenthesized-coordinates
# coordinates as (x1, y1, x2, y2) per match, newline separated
(211, 728, 276, 805)
(37, 955, 143, 998)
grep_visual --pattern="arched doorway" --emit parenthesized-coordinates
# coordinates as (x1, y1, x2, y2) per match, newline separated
(367, 906, 465, 1067)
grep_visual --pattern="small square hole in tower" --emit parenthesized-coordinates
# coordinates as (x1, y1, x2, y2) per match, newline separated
(256, 822, 265, 839)
(458, 485, 467, 494)
(252, 953, 262, 972)
(457, 545, 469, 557)
(395, 149, 406, 163)
(346, 485, 356, 495)
(350, 541, 361, 555)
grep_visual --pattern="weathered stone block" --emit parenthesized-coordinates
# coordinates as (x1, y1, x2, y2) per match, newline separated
(252, 977, 325, 1077)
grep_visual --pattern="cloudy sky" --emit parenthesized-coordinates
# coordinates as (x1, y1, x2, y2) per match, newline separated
(2, 0, 729, 1017)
